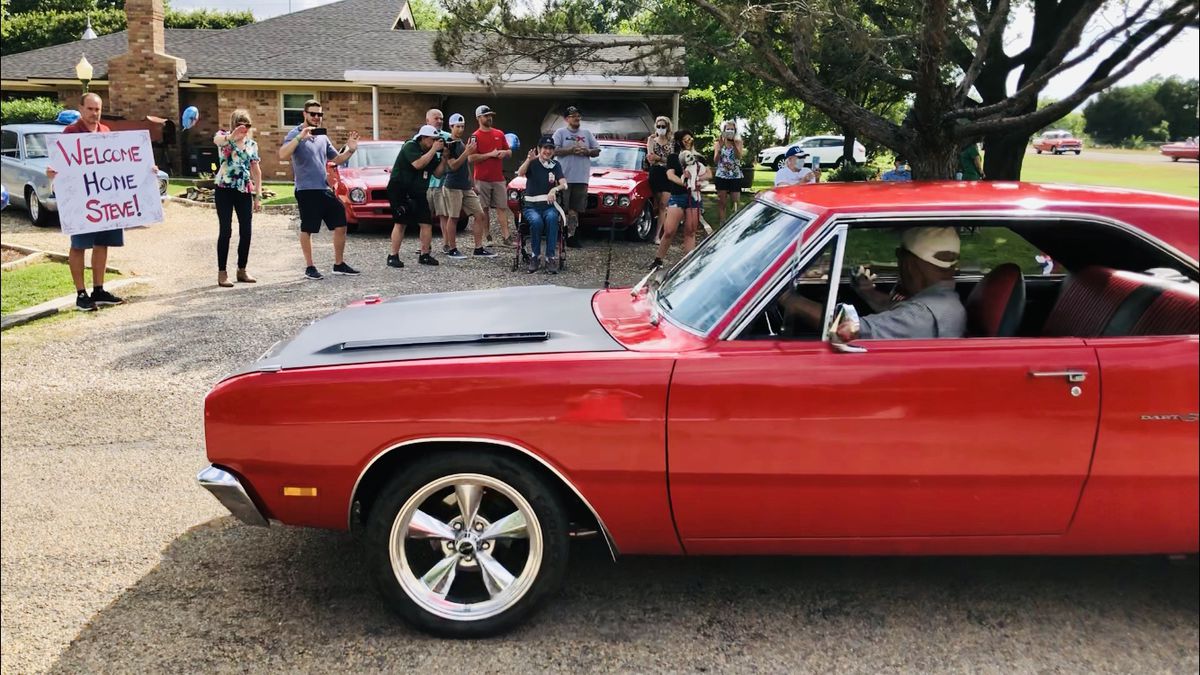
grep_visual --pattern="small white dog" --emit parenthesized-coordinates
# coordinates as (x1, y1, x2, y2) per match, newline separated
(677, 149, 713, 234)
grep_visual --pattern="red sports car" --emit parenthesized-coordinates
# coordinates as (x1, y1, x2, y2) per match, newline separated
(507, 140, 656, 242)
(200, 182, 1199, 637)
(326, 140, 404, 228)
(1032, 130, 1083, 155)
(1160, 139, 1199, 161)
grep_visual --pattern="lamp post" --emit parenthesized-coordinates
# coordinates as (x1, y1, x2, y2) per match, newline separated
(75, 55, 94, 95)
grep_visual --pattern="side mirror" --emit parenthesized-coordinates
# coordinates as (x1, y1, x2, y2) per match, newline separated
(827, 303, 867, 353)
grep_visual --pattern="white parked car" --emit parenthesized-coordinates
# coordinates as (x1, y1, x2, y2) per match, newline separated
(757, 135, 867, 171)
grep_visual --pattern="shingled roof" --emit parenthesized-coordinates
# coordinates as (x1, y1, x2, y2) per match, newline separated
(0, 0, 681, 84)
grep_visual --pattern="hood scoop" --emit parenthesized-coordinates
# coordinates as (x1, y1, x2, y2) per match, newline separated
(337, 331, 549, 351)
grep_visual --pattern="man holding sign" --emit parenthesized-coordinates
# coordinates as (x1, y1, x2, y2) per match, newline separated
(47, 93, 160, 311)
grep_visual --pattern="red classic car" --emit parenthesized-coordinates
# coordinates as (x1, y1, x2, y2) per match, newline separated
(199, 182, 1199, 637)
(507, 140, 656, 242)
(1032, 130, 1083, 154)
(1160, 139, 1199, 161)
(326, 140, 404, 228)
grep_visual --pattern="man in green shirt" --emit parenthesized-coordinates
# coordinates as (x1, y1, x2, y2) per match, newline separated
(959, 141, 984, 180)
(387, 124, 445, 268)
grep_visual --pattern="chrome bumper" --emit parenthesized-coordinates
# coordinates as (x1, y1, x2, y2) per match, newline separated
(197, 465, 269, 526)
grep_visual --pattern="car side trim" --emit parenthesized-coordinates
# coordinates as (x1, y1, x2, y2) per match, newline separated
(348, 436, 618, 559)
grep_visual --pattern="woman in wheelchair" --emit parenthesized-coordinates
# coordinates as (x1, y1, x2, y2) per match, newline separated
(518, 135, 569, 274)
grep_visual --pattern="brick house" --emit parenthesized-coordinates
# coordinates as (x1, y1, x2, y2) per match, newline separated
(0, 0, 687, 179)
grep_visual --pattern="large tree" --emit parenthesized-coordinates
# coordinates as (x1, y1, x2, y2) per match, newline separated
(434, 0, 1198, 179)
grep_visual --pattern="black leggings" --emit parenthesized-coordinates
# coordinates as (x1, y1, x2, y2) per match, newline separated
(215, 186, 253, 271)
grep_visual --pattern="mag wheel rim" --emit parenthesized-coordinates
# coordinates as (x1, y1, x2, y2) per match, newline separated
(635, 204, 654, 239)
(28, 192, 39, 220)
(389, 473, 542, 622)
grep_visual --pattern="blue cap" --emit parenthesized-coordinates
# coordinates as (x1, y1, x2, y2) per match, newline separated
(785, 146, 808, 159)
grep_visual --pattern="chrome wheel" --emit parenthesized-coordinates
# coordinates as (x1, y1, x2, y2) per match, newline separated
(389, 473, 542, 622)
(628, 203, 655, 242)
(28, 190, 40, 222)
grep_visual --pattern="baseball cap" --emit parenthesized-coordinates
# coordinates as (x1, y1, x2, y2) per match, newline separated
(417, 124, 440, 138)
(564, 105, 581, 117)
(448, 113, 465, 125)
(784, 147, 808, 159)
(475, 105, 495, 117)
(900, 227, 961, 268)
(538, 134, 555, 147)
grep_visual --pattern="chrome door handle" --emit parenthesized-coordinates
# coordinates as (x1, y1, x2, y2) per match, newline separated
(1029, 369, 1087, 383)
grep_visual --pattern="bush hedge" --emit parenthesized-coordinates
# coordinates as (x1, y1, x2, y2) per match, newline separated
(0, 97, 64, 124)
(1, 8, 254, 56)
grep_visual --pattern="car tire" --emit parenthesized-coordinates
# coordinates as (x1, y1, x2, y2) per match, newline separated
(626, 202, 655, 242)
(772, 156, 785, 171)
(364, 451, 570, 638)
(1035, 148, 1042, 154)
(1172, 156, 1180, 162)
(1073, 150, 1081, 155)
(1052, 146, 1061, 155)
(26, 187, 54, 228)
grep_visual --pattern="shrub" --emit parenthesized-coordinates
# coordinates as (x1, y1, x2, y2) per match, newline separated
(0, 97, 63, 124)
(1, 8, 253, 56)
(824, 161, 878, 182)
(1120, 135, 1147, 150)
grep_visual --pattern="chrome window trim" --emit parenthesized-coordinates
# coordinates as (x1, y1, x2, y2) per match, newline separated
(348, 436, 618, 559)
(721, 207, 1199, 342)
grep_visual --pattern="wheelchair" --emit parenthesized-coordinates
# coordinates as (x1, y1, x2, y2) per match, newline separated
(509, 192, 568, 273)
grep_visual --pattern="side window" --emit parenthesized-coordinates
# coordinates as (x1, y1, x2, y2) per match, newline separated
(738, 236, 838, 340)
(281, 92, 316, 127)
(1, 131, 18, 157)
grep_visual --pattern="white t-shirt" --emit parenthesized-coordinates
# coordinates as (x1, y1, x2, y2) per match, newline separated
(774, 165, 813, 187)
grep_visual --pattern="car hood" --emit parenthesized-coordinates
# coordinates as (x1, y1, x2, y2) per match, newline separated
(242, 285, 623, 374)
(338, 166, 391, 188)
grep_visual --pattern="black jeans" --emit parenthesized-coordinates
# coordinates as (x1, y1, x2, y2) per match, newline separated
(214, 186, 253, 271)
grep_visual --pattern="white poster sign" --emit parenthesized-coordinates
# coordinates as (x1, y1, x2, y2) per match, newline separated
(49, 130, 164, 235)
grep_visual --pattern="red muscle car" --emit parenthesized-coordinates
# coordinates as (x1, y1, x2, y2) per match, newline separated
(1032, 130, 1083, 155)
(507, 140, 656, 242)
(1160, 139, 1199, 161)
(200, 182, 1199, 637)
(326, 140, 405, 228)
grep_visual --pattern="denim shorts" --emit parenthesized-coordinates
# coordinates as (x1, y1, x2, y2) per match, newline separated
(667, 193, 701, 209)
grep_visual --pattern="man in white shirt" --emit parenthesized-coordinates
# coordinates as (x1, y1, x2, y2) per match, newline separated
(774, 147, 816, 187)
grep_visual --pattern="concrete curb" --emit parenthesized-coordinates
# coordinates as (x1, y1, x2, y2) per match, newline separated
(0, 276, 153, 331)
(1, 251, 49, 271)
(0, 243, 123, 274)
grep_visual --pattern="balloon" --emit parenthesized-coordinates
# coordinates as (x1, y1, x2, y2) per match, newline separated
(181, 106, 199, 130)
(1, 184, 9, 211)
(56, 109, 81, 125)
(504, 132, 520, 152)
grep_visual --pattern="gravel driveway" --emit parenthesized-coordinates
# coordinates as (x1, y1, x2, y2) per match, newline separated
(2, 203, 1197, 674)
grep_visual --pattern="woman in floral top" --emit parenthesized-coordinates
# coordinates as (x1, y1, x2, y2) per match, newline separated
(212, 109, 263, 287)
(711, 120, 744, 225)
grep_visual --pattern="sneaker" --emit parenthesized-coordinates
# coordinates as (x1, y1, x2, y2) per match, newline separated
(386, 254, 404, 269)
(527, 255, 541, 274)
(418, 253, 440, 266)
(648, 257, 664, 271)
(75, 292, 97, 312)
(442, 244, 452, 254)
(91, 288, 124, 306)
(445, 248, 468, 260)
(499, 234, 516, 248)
(332, 262, 360, 276)
(473, 247, 497, 258)
(565, 234, 582, 249)
(305, 266, 324, 280)
(544, 257, 559, 275)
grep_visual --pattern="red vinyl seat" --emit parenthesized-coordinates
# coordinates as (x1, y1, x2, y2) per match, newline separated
(1043, 266, 1199, 337)
(1129, 283, 1200, 335)
(965, 263, 1026, 337)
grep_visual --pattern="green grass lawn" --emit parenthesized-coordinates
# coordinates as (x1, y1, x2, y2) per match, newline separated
(1, 262, 121, 316)
(168, 180, 296, 206)
(1018, 153, 1197, 197)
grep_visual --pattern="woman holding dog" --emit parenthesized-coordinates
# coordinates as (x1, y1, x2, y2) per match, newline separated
(712, 120, 744, 225)
(650, 129, 708, 270)
(212, 109, 263, 287)
(645, 116, 675, 245)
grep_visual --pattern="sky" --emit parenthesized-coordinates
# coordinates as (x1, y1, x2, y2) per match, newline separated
(171, 0, 1198, 103)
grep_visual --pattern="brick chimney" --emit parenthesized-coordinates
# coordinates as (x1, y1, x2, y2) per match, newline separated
(106, 0, 186, 124)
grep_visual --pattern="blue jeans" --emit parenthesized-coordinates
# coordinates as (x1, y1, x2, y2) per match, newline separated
(522, 204, 560, 258)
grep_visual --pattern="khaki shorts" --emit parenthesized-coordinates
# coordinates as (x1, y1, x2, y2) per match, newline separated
(566, 183, 589, 213)
(426, 186, 447, 217)
(476, 180, 508, 210)
(443, 188, 483, 218)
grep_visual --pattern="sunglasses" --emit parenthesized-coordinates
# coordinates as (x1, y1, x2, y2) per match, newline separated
(306, 111, 324, 118)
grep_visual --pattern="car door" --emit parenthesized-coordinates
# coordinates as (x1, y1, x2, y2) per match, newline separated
(1, 130, 22, 204)
(666, 225, 1101, 547)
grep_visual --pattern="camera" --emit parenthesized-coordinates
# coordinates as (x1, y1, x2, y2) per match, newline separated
(310, 127, 327, 136)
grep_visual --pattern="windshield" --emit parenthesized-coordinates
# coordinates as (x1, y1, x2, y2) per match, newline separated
(657, 201, 809, 334)
(347, 143, 403, 168)
(24, 132, 59, 159)
(591, 145, 645, 171)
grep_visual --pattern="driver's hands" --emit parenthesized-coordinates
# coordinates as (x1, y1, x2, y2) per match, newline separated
(852, 265, 877, 293)
(834, 318, 860, 342)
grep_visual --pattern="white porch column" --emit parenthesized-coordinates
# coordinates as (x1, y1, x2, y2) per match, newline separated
(671, 91, 680, 128)
(371, 85, 380, 140)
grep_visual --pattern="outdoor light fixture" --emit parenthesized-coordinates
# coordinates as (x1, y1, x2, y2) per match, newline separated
(81, 16, 98, 40)
(75, 54, 94, 94)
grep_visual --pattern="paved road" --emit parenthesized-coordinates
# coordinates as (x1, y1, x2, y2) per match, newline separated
(2, 204, 1197, 674)
(1026, 147, 1197, 165)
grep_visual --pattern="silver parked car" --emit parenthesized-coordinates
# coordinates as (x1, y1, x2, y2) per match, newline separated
(1, 122, 168, 227)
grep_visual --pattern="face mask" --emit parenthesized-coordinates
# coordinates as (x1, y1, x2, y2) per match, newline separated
(724, 130, 735, 139)
(656, 126, 668, 135)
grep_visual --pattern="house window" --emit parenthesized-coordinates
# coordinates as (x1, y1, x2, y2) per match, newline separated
(281, 92, 316, 127)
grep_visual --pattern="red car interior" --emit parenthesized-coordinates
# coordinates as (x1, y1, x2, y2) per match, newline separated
(965, 263, 1027, 337)
(1042, 266, 1199, 337)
